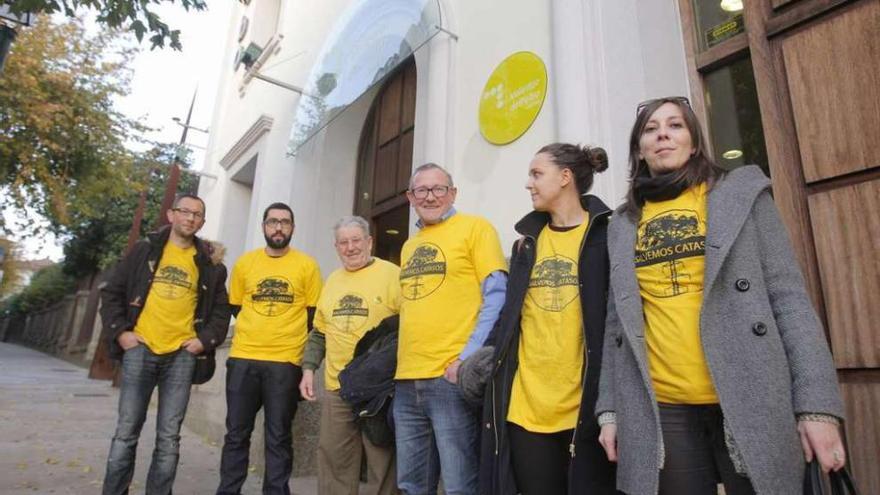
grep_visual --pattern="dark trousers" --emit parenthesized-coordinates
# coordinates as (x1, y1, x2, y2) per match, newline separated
(508, 422, 573, 495)
(217, 358, 302, 495)
(658, 403, 756, 495)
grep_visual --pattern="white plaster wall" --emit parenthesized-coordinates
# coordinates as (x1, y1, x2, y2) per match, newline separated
(287, 86, 379, 276)
(584, 0, 691, 206)
(410, 0, 691, 250)
(199, 0, 355, 254)
(202, 0, 692, 260)
(412, 0, 558, 249)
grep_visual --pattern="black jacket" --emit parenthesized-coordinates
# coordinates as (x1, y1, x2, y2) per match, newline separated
(100, 226, 232, 361)
(480, 195, 617, 494)
(338, 315, 399, 447)
(338, 315, 399, 417)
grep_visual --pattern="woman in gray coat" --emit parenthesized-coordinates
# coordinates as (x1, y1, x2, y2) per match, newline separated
(595, 96, 846, 495)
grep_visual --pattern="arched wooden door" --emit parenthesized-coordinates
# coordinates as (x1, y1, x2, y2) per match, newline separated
(354, 57, 416, 265)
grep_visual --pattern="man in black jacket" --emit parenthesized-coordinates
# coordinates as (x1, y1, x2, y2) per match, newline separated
(100, 194, 231, 495)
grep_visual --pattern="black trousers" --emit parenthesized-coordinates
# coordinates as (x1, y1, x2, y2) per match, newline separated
(508, 422, 573, 495)
(658, 403, 756, 495)
(217, 358, 302, 495)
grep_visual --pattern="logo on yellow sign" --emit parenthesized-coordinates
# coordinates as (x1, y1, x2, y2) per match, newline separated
(479, 51, 548, 145)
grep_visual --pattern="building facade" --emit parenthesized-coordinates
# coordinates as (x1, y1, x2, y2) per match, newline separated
(198, 0, 879, 487)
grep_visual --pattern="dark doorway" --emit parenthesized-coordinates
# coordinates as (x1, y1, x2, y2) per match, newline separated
(354, 56, 416, 265)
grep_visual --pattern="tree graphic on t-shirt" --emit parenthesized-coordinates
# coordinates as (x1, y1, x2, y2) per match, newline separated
(406, 245, 438, 299)
(256, 278, 290, 316)
(157, 266, 189, 298)
(338, 294, 364, 331)
(534, 258, 573, 311)
(637, 210, 703, 298)
(641, 213, 699, 249)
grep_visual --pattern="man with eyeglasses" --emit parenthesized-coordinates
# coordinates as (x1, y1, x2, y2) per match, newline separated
(394, 163, 508, 495)
(102, 194, 232, 495)
(217, 202, 322, 495)
(299, 215, 401, 494)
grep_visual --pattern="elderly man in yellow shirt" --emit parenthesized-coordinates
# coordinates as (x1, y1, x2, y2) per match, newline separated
(299, 215, 401, 495)
(394, 163, 508, 495)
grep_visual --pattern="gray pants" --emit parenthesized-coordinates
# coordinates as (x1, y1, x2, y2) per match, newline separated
(658, 403, 755, 495)
(103, 345, 195, 495)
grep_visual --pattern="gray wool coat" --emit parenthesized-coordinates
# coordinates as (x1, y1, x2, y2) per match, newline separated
(596, 166, 844, 495)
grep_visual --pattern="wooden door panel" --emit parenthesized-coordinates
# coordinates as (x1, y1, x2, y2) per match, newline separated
(839, 371, 880, 495)
(397, 130, 414, 193)
(771, 0, 798, 8)
(781, 0, 880, 182)
(355, 58, 414, 264)
(355, 111, 377, 217)
(807, 179, 880, 368)
(378, 75, 403, 146)
(401, 62, 417, 131)
(374, 141, 400, 203)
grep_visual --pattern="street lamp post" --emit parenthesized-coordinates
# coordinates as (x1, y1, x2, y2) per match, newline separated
(153, 92, 199, 229)
(1, 6, 31, 73)
(92, 91, 211, 382)
(0, 24, 17, 73)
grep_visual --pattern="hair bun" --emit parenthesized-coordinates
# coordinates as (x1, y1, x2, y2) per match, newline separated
(584, 146, 608, 173)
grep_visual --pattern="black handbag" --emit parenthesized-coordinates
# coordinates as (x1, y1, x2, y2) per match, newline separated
(191, 351, 216, 385)
(803, 459, 860, 495)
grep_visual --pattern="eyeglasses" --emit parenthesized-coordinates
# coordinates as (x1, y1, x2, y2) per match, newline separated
(172, 207, 204, 220)
(264, 218, 294, 229)
(336, 237, 366, 248)
(636, 96, 691, 118)
(409, 185, 452, 200)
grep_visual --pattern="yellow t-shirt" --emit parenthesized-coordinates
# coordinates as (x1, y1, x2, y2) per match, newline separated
(314, 258, 401, 391)
(396, 213, 507, 379)
(508, 220, 588, 432)
(229, 248, 322, 364)
(635, 182, 718, 404)
(134, 242, 198, 354)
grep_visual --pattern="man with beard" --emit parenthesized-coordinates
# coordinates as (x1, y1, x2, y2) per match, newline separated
(102, 194, 231, 495)
(217, 202, 322, 495)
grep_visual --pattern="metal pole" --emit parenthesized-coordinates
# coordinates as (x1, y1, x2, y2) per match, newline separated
(0, 24, 17, 73)
(253, 72, 309, 96)
(154, 90, 197, 229)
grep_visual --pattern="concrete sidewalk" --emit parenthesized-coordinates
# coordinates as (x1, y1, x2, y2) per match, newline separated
(0, 342, 317, 494)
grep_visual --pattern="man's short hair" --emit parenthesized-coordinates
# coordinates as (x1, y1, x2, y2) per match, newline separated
(173, 193, 206, 213)
(409, 163, 454, 189)
(333, 215, 371, 237)
(263, 202, 295, 224)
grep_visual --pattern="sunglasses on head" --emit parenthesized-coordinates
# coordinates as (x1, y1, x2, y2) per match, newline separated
(636, 96, 691, 118)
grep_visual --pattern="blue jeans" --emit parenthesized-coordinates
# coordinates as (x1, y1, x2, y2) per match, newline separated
(103, 345, 196, 495)
(393, 378, 479, 495)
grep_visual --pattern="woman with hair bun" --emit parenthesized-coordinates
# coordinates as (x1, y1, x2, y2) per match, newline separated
(480, 143, 617, 494)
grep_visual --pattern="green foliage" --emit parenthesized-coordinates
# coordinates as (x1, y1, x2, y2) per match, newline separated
(0, 238, 22, 298)
(60, 143, 199, 279)
(1, 16, 201, 314)
(0, 17, 140, 231)
(1, 263, 75, 315)
(3, 0, 208, 50)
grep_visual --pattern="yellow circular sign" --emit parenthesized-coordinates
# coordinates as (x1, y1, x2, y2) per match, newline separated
(479, 51, 548, 145)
